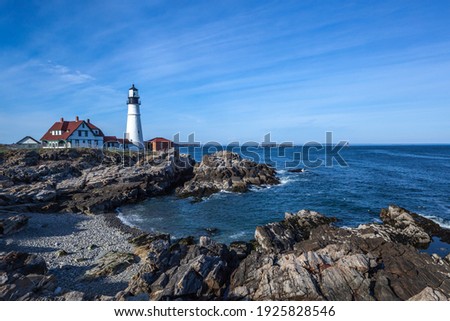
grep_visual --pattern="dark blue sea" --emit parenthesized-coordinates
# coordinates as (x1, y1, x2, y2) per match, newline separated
(118, 145, 450, 248)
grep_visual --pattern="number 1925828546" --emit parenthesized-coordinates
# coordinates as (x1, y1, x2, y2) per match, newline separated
(256, 305, 335, 317)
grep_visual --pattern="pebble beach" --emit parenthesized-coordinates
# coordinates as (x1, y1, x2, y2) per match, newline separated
(1, 212, 142, 298)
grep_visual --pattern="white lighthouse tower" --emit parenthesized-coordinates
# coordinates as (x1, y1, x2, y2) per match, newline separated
(126, 84, 144, 149)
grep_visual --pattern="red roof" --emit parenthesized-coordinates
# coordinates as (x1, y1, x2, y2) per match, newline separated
(41, 118, 104, 141)
(148, 137, 173, 143)
(104, 136, 131, 144)
(87, 122, 104, 137)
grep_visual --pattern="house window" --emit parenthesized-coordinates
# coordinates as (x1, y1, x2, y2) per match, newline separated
(83, 140, 86, 144)
(78, 131, 82, 137)
(84, 131, 88, 137)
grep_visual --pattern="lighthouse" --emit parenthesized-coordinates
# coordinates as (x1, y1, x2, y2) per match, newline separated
(126, 84, 144, 149)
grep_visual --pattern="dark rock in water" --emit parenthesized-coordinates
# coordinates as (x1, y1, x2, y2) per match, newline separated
(380, 205, 450, 246)
(176, 151, 279, 200)
(0, 214, 28, 235)
(287, 168, 305, 173)
(204, 227, 219, 236)
(0, 252, 56, 300)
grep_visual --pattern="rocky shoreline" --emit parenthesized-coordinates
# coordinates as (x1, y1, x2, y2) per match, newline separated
(1, 205, 450, 301)
(1, 149, 450, 301)
(0, 149, 278, 213)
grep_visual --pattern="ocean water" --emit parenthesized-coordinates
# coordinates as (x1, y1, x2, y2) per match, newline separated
(118, 145, 450, 244)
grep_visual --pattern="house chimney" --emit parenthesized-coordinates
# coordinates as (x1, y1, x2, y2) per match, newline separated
(76, 116, 79, 122)
(60, 117, 64, 122)
(87, 119, 90, 124)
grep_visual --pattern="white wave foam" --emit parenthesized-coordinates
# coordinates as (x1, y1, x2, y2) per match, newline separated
(249, 185, 267, 192)
(279, 176, 294, 185)
(117, 212, 138, 228)
(229, 231, 249, 239)
(116, 208, 145, 227)
(423, 215, 450, 229)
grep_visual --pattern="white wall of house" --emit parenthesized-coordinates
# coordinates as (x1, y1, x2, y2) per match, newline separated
(67, 128, 104, 148)
(43, 122, 104, 149)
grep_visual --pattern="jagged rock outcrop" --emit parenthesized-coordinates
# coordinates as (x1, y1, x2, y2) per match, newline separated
(254, 210, 336, 252)
(381, 205, 450, 244)
(84, 252, 137, 279)
(380, 205, 432, 246)
(119, 205, 450, 301)
(0, 252, 57, 300)
(176, 151, 279, 199)
(117, 234, 242, 301)
(0, 149, 195, 214)
(229, 207, 450, 301)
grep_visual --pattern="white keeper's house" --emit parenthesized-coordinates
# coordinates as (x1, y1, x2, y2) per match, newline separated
(41, 116, 104, 149)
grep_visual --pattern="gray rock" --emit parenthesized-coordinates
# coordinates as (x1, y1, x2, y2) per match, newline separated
(63, 291, 86, 301)
(408, 287, 448, 301)
(380, 205, 431, 246)
(0, 251, 56, 300)
(255, 210, 336, 252)
(56, 249, 68, 258)
(0, 215, 28, 235)
(84, 252, 137, 279)
(176, 151, 279, 199)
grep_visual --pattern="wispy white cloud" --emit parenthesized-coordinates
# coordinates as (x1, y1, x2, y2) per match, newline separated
(42, 61, 94, 84)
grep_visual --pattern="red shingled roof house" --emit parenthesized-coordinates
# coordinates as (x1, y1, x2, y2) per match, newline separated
(41, 116, 104, 149)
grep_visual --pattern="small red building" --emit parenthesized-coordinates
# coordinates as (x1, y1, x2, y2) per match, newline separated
(146, 137, 174, 151)
(103, 136, 132, 150)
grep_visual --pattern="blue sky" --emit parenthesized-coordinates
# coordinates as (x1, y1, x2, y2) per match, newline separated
(1, 0, 449, 144)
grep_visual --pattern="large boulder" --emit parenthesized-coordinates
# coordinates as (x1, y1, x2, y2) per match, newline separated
(380, 205, 431, 246)
(255, 210, 337, 252)
(0, 252, 56, 301)
(176, 151, 279, 199)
